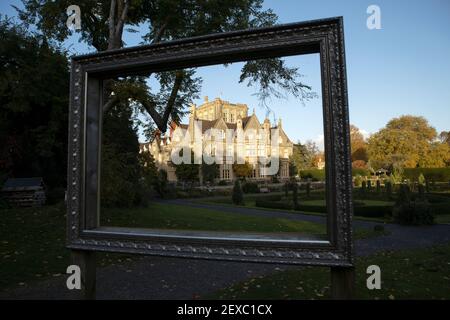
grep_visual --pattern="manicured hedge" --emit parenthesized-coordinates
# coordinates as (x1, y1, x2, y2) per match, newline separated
(264, 194, 283, 201)
(296, 205, 327, 213)
(300, 169, 325, 181)
(294, 205, 391, 217)
(300, 168, 372, 180)
(353, 206, 392, 218)
(429, 202, 450, 215)
(352, 168, 371, 177)
(242, 182, 259, 194)
(255, 199, 292, 210)
(403, 168, 450, 182)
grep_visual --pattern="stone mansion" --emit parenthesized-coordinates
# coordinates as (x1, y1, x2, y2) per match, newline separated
(139, 97, 294, 182)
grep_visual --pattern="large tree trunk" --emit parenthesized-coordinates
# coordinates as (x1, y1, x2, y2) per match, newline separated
(102, 0, 182, 133)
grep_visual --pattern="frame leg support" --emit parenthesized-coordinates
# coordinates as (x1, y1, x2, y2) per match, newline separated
(71, 250, 97, 300)
(331, 266, 355, 299)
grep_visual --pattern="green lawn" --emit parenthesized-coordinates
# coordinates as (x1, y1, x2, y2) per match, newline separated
(206, 244, 450, 300)
(101, 203, 325, 235)
(0, 201, 387, 291)
(0, 202, 326, 290)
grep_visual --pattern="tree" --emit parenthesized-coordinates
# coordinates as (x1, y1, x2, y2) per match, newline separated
(439, 131, 450, 146)
(232, 180, 244, 205)
(0, 17, 69, 188)
(232, 162, 253, 179)
(17, 0, 316, 135)
(350, 125, 368, 168)
(101, 101, 142, 207)
(174, 150, 199, 185)
(288, 160, 298, 177)
(291, 140, 321, 172)
(139, 150, 162, 196)
(367, 115, 450, 169)
(201, 163, 219, 184)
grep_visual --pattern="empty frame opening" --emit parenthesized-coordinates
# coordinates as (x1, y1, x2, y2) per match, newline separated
(93, 52, 329, 242)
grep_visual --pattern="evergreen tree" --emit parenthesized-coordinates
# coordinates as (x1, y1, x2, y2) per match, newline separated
(232, 180, 244, 205)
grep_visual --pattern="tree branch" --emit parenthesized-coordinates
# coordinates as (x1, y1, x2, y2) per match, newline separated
(153, 17, 169, 43)
(115, 0, 130, 41)
(107, 0, 116, 50)
(161, 71, 183, 128)
(102, 95, 119, 113)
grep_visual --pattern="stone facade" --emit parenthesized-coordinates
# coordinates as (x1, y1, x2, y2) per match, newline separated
(140, 97, 294, 183)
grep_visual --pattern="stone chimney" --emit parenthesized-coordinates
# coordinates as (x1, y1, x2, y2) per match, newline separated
(204, 96, 209, 103)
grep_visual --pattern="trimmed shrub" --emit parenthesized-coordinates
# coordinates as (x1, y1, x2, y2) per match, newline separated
(218, 180, 228, 186)
(361, 180, 367, 195)
(232, 180, 244, 205)
(352, 168, 371, 177)
(305, 182, 311, 198)
(354, 206, 392, 218)
(296, 204, 326, 213)
(393, 184, 434, 225)
(292, 183, 299, 210)
(403, 168, 450, 182)
(354, 174, 363, 187)
(242, 182, 259, 194)
(255, 199, 292, 210)
(265, 194, 283, 201)
(385, 181, 393, 199)
(393, 199, 434, 225)
(300, 169, 325, 181)
(293, 203, 392, 218)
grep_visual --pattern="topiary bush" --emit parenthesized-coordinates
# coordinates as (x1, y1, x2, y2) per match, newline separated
(393, 184, 434, 225)
(385, 180, 392, 200)
(232, 180, 244, 205)
(376, 180, 381, 194)
(354, 174, 363, 187)
(292, 183, 299, 210)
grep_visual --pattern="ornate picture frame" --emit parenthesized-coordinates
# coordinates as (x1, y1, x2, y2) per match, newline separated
(67, 17, 353, 266)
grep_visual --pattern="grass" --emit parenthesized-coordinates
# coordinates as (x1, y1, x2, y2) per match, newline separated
(0, 203, 138, 290)
(0, 202, 326, 290)
(102, 202, 325, 234)
(206, 244, 450, 300)
(436, 214, 450, 224)
(194, 196, 394, 223)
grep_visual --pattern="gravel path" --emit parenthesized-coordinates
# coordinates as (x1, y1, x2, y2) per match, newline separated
(1, 199, 449, 299)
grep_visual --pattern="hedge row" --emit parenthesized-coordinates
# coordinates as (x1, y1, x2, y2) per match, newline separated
(300, 168, 372, 181)
(300, 169, 326, 181)
(255, 199, 292, 210)
(403, 168, 450, 182)
(255, 199, 393, 218)
(295, 205, 392, 218)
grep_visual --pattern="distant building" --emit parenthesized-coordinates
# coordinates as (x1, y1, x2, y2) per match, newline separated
(140, 97, 294, 182)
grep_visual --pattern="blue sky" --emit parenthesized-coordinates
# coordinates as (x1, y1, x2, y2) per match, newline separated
(1, 0, 450, 146)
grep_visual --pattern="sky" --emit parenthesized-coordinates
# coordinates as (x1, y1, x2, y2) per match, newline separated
(1, 0, 450, 146)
